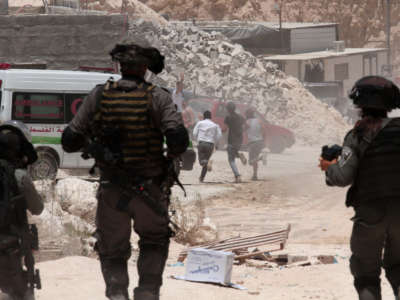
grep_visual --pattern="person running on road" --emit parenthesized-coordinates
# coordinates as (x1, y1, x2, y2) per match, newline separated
(193, 110, 222, 182)
(245, 108, 265, 180)
(224, 101, 247, 183)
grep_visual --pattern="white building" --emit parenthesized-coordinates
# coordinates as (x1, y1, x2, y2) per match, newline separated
(265, 47, 388, 96)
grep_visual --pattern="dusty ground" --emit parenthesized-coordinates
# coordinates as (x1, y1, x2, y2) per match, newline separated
(6, 145, 396, 299)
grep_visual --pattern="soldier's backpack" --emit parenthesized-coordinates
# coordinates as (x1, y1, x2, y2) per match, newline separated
(0, 159, 20, 230)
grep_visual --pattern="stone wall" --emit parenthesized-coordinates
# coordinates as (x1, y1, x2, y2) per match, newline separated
(0, 14, 125, 69)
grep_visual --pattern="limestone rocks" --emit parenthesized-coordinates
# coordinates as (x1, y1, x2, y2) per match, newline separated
(129, 20, 350, 145)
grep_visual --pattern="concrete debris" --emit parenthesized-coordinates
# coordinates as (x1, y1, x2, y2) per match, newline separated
(247, 253, 338, 269)
(129, 20, 350, 145)
(170, 194, 219, 246)
(31, 179, 98, 257)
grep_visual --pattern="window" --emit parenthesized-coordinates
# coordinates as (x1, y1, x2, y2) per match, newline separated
(12, 93, 64, 123)
(12, 92, 89, 124)
(65, 94, 87, 123)
(334, 63, 349, 81)
(363, 54, 378, 76)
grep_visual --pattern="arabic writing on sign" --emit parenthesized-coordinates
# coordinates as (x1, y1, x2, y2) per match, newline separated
(14, 100, 63, 107)
(29, 127, 64, 133)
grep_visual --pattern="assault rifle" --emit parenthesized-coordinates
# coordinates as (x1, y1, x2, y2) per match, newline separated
(22, 224, 41, 295)
(81, 127, 123, 174)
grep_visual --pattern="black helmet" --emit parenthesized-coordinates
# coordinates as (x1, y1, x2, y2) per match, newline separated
(0, 120, 37, 165)
(349, 76, 400, 111)
(110, 36, 165, 75)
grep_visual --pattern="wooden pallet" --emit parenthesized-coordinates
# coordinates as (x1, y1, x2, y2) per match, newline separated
(178, 224, 291, 262)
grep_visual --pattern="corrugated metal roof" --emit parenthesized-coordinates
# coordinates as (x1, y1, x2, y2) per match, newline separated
(263, 48, 387, 61)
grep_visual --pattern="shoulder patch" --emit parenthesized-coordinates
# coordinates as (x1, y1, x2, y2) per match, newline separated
(339, 146, 353, 168)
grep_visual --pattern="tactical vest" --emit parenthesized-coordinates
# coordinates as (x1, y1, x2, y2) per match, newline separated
(95, 81, 164, 171)
(350, 118, 400, 205)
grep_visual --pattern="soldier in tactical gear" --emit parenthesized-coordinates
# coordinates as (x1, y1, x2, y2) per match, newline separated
(61, 37, 189, 300)
(0, 120, 43, 300)
(319, 76, 400, 300)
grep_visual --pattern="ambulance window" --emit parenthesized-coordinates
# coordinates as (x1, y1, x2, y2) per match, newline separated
(12, 93, 64, 124)
(65, 94, 87, 123)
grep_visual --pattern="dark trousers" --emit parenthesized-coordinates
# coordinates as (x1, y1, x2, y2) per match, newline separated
(95, 176, 171, 299)
(0, 251, 29, 300)
(350, 201, 400, 297)
(227, 144, 241, 177)
(197, 141, 214, 180)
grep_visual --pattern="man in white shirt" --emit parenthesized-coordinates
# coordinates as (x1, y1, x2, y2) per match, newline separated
(193, 110, 222, 182)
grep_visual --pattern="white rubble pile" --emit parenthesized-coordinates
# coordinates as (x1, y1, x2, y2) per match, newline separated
(32, 178, 212, 255)
(129, 20, 350, 145)
(32, 179, 98, 256)
(170, 194, 218, 245)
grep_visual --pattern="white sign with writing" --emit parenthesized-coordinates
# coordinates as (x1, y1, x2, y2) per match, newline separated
(184, 248, 234, 285)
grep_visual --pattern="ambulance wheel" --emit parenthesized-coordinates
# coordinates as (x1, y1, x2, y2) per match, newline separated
(29, 151, 58, 180)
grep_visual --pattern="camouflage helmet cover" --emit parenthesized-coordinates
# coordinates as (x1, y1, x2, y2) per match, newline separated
(110, 35, 165, 74)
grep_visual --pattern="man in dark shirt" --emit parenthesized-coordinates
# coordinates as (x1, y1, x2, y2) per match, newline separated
(224, 102, 247, 183)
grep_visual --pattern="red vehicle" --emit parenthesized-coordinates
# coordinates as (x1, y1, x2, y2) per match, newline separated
(187, 97, 295, 153)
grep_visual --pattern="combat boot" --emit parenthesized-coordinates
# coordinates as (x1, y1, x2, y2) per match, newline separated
(135, 242, 169, 300)
(358, 287, 382, 300)
(133, 288, 158, 300)
(99, 257, 130, 300)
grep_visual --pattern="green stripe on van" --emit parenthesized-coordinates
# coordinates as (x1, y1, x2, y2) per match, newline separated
(32, 136, 61, 145)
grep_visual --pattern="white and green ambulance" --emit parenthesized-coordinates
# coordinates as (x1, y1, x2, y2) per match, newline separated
(0, 66, 121, 179)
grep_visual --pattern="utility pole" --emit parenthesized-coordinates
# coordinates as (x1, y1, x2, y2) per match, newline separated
(273, 1, 284, 53)
(386, 0, 391, 73)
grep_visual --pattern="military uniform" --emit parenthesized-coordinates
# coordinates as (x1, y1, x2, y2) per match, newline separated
(0, 169, 43, 300)
(64, 73, 187, 299)
(324, 76, 400, 300)
(0, 121, 43, 300)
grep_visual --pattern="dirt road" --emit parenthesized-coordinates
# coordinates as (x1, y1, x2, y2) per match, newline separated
(178, 146, 352, 243)
(9, 145, 396, 300)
